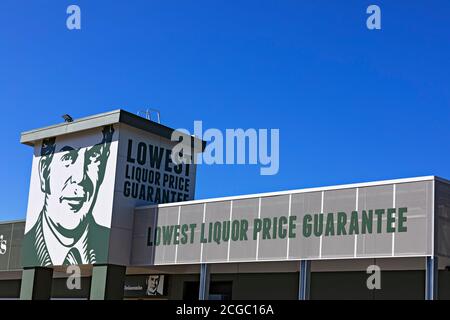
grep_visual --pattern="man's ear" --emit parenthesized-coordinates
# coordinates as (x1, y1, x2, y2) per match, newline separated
(39, 157, 50, 194)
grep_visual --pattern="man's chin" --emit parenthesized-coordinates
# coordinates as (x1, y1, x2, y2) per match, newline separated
(48, 212, 89, 232)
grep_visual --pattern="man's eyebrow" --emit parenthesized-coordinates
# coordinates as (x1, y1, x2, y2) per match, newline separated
(59, 146, 76, 152)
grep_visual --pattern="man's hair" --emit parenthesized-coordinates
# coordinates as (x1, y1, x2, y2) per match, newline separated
(40, 137, 56, 157)
(39, 137, 56, 194)
(148, 275, 160, 283)
(39, 125, 115, 194)
(101, 125, 115, 145)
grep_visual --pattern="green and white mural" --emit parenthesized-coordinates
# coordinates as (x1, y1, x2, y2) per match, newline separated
(21, 118, 199, 267)
(22, 125, 118, 267)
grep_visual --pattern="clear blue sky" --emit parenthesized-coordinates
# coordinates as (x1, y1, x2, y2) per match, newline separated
(1, 1, 449, 221)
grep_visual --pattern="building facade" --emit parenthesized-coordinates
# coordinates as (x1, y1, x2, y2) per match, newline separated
(0, 110, 449, 300)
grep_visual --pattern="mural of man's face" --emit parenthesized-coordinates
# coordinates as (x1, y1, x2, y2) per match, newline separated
(147, 275, 160, 292)
(39, 127, 113, 232)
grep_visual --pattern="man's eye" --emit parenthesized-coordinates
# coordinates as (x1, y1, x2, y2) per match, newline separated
(61, 153, 75, 163)
(88, 150, 101, 161)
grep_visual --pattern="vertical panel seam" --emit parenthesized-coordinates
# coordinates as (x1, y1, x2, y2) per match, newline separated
(392, 184, 396, 257)
(200, 203, 206, 263)
(174, 206, 181, 263)
(256, 197, 262, 261)
(227, 201, 233, 262)
(286, 194, 292, 260)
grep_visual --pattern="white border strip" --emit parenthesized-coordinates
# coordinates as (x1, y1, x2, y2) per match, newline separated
(319, 191, 324, 258)
(431, 180, 435, 256)
(392, 184, 396, 257)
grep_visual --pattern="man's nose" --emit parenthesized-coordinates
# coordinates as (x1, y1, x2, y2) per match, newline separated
(70, 152, 86, 184)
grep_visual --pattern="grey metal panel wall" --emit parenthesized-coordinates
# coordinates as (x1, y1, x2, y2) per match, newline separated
(229, 198, 259, 262)
(178, 204, 203, 264)
(258, 196, 290, 261)
(395, 182, 433, 255)
(436, 181, 450, 257)
(154, 207, 179, 264)
(357, 185, 393, 257)
(289, 192, 322, 259)
(203, 201, 231, 263)
(0, 222, 25, 271)
(321, 188, 357, 258)
(132, 180, 434, 266)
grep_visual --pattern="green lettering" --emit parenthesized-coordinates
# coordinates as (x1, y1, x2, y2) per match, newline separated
(279, 216, 288, 239)
(386, 208, 396, 233)
(337, 212, 347, 235)
(349, 211, 359, 235)
(272, 217, 278, 239)
(200, 223, 207, 243)
(222, 221, 230, 242)
(173, 225, 180, 245)
(154, 227, 161, 246)
(162, 225, 174, 245)
(362, 210, 373, 234)
(375, 209, 385, 233)
(180, 224, 188, 244)
(303, 215, 312, 238)
(262, 218, 271, 240)
(254, 219, 262, 240)
(325, 213, 335, 236)
(189, 224, 196, 244)
(231, 220, 240, 241)
(314, 214, 324, 237)
(288, 216, 297, 238)
(398, 207, 408, 232)
(240, 219, 249, 241)
(213, 222, 221, 245)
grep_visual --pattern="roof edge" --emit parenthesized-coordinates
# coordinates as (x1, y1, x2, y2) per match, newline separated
(20, 109, 206, 150)
(136, 175, 440, 210)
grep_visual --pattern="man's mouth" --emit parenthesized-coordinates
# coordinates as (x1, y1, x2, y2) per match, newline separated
(59, 196, 86, 213)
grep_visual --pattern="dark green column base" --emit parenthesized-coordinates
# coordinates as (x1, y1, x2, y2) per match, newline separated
(89, 264, 126, 300)
(20, 267, 53, 300)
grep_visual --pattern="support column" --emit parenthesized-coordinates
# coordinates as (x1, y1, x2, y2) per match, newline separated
(89, 264, 126, 300)
(20, 267, 53, 300)
(425, 256, 438, 300)
(199, 264, 210, 300)
(298, 260, 311, 300)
